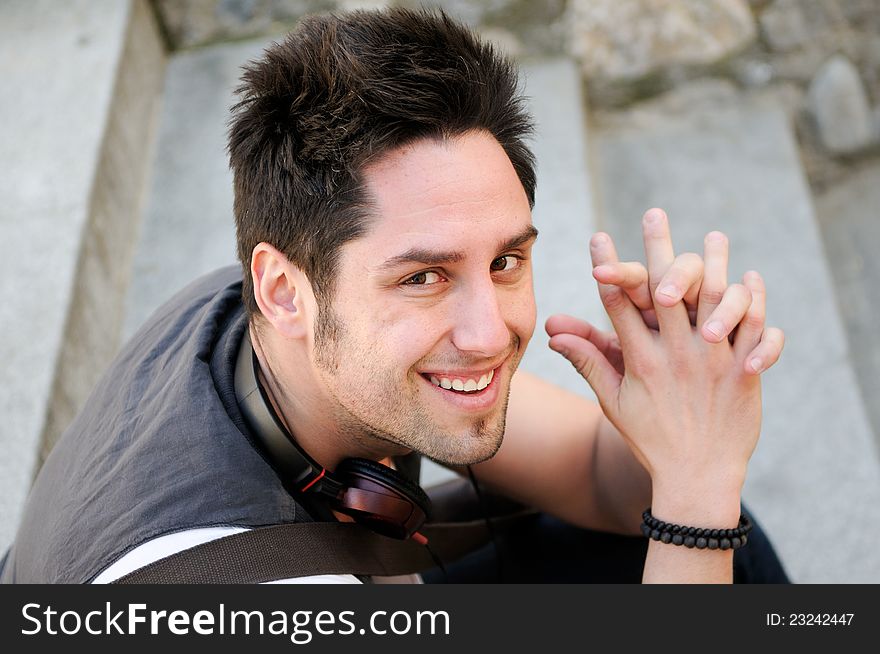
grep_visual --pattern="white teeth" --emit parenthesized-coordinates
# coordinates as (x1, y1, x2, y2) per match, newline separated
(428, 369, 496, 393)
(475, 369, 494, 390)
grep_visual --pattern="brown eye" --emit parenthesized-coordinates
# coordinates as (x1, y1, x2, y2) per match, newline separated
(402, 271, 442, 285)
(490, 256, 515, 272)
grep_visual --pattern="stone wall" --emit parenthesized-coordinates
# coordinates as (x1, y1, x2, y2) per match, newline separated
(566, 0, 880, 189)
(151, 0, 880, 190)
(152, 0, 568, 57)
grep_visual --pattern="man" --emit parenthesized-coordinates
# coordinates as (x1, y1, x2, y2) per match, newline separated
(0, 8, 785, 584)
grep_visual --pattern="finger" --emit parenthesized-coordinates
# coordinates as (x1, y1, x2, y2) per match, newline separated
(590, 233, 651, 349)
(743, 327, 785, 375)
(546, 314, 624, 374)
(733, 271, 766, 358)
(548, 333, 622, 412)
(696, 231, 729, 327)
(546, 314, 621, 362)
(678, 259, 704, 317)
(653, 252, 704, 308)
(700, 283, 752, 343)
(594, 264, 702, 331)
(683, 285, 700, 316)
(642, 208, 674, 296)
(593, 262, 647, 288)
(642, 208, 690, 335)
(593, 261, 652, 313)
(589, 230, 622, 268)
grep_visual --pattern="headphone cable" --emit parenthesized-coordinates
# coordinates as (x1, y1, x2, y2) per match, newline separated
(423, 542, 448, 583)
(466, 465, 503, 582)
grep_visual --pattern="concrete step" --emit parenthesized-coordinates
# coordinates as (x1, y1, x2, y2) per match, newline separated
(519, 59, 604, 399)
(814, 162, 880, 454)
(592, 81, 880, 582)
(0, 0, 165, 551)
(122, 37, 267, 340)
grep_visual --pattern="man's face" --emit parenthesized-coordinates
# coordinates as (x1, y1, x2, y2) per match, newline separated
(309, 130, 537, 466)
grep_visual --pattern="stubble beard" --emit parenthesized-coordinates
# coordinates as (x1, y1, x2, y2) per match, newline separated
(313, 304, 515, 466)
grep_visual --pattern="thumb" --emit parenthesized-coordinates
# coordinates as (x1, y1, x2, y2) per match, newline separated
(548, 333, 622, 412)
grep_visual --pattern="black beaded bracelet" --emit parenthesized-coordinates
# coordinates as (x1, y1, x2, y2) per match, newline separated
(640, 508, 753, 551)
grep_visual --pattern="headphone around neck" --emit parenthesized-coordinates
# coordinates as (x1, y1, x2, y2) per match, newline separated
(234, 329, 431, 543)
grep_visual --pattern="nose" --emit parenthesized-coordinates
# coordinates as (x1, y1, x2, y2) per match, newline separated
(450, 278, 511, 358)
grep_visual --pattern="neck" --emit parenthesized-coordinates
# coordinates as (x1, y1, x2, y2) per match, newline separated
(248, 324, 408, 471)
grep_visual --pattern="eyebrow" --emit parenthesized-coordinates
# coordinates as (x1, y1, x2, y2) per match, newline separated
(376, 224, 539, 272)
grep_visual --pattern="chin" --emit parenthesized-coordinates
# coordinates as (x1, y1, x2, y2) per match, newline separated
(433, 446, 500, 467)
(421, 420, 506, 467)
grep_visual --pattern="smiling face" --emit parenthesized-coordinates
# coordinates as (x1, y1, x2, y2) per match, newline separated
(305, 130, 537, 466)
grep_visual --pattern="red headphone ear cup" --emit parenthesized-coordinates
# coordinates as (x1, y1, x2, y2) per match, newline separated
(332, 458, 431, 539)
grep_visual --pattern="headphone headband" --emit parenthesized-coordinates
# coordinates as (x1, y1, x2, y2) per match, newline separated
(234, 329, 339, 497)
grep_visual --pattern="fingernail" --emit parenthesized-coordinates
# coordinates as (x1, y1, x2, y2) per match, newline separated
(750, 358, 763, 373)
(658, 285, 678, 299)
(593, 265, 611, 276)
(704, 321, 724, 340)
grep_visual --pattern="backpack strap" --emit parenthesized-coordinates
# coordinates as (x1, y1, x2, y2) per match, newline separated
(111, 511, 535, 584)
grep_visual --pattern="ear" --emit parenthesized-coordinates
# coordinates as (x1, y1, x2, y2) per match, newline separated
(251, 243, 311, 339)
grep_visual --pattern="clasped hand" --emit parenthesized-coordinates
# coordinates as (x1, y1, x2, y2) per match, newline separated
(547, 208, 785, 502)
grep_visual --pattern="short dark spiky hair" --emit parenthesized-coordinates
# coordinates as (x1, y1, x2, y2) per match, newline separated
(228, 8, 536, 320)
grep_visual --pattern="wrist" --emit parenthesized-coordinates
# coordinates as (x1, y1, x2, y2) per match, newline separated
(651, 475, 743, 528)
